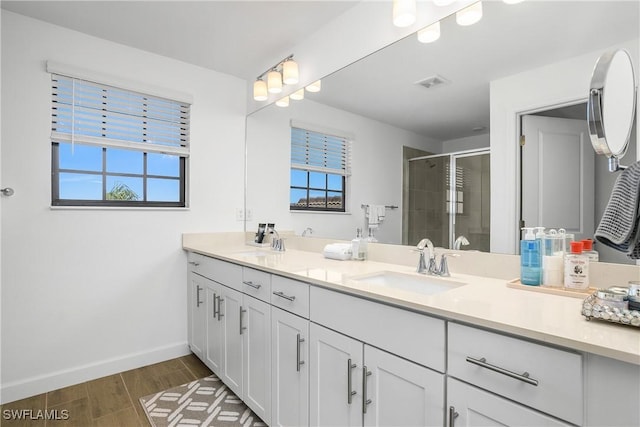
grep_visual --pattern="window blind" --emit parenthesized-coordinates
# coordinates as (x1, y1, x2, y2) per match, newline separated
(51, 74, 190, 156)
(291, 127, 351, 175)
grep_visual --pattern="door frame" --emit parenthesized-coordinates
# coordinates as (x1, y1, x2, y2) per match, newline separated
(515, 98, 587, 253)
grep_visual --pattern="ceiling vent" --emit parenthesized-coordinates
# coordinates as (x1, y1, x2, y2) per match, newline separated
(415, 74, 450, 89)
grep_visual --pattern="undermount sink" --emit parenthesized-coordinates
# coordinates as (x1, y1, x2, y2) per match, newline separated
(349, 271, 466, 296)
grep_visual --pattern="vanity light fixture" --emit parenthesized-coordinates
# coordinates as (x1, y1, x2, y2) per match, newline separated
(433, 0, 457, 6)
(253, 54, 298, 101)
(275, 96, 290, 107)
(503, 0, 524, 3)
(392, 0, 416, 27)
(456, 1, 483, 26)
(305, 80, 322, 93)
(267, 69, 282, 94)
(290, 88, 305, 101)
(253, 78, 268, 101)
(417, 21, 441, 43)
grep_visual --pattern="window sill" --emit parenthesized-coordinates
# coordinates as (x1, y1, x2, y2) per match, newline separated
(50, 206, 190, 212)
(290, 210, 351, 215)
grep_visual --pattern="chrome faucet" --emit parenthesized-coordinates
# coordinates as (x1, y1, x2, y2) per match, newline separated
(415, 238, 436, 274)
(453, 235, 470, 250)
(302, 227, 313, 237)
(268, 226, 285, 252)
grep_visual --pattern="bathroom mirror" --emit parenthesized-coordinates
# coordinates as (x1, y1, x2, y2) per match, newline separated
(245, 1, 639, 263)
(588, 49, 637, 171)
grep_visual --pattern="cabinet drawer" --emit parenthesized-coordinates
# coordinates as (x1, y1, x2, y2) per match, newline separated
(270, 275, 310, 318)
(189, 253, 242, 291)
(310, 286, 445, 372)
(448, 322, 583, 425)
(242, 267, 271, 303)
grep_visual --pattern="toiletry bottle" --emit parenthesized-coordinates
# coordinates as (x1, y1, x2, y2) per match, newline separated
(520, 227, 541, 286)
(542, 229, 564, 287)
(564, 241, 589, 291)
(359, 228, 368, 260)
(352, 228, 367, 261)
(582, 239, 599, 262)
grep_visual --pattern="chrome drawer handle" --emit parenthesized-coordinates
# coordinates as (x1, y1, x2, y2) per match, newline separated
(240, 307, 247, 335)
(243, 280, 262, 290)
(216, 296, 224, 321)
(196, 285, 203, 307)
(273, 291, 296, 301)
(188, 261, 200, 266)
(213, 292, 218, 318)
(449, 406, 459, 427)
(466, 356, 539, 386)
(362, 367, 372, 414)
(347, 359, 357, 404)
(296, 333, 305, 372)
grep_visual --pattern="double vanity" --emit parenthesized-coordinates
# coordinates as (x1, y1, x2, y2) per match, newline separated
(183, 232, 640, 426)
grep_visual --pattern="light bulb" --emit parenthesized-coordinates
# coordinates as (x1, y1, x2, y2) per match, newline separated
(283, 59, 299, 85)
(305, 80, 321, 93)
(456, 1, 482, 26)
(275, 96, 289, 107)
(417, 21, 441, 43)
(267, 69, 282, 94)
(290, 88, 305, 101)
(393, 0, 416, 28)
(253, 79, 268, 101)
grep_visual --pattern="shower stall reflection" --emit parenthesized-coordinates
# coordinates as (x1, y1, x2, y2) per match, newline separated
(404, 149, 490, 251)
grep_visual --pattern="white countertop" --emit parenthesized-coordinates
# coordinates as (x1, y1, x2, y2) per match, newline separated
(183, 236, 640, 365)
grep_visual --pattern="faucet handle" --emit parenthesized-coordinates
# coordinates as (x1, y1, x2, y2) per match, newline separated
(416, 250, 428, 274)
(438, 253, 460, 277)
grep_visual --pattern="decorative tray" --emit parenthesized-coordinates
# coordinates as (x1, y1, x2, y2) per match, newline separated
(582, 293, 640, 328)
(507, 278, 596, 299)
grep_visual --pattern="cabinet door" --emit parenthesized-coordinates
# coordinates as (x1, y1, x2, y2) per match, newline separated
(188, 270, 206, 360)
(242, 295, 271, 425)
(220, 285, 244, 397)
(204, 280, 223, 375)
(272, 306, 309, 427)
(447, 378, 569, 426)
(363, 345, 444, 427)
(309, 323, 363, 427)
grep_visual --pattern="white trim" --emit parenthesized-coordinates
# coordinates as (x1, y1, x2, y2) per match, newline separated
(46, 60, 193, 104)
(0, 342, 190, 405)
(51, 131, 189, 157)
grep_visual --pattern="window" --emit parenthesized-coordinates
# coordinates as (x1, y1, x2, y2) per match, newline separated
(50, 74, 190, 207)
(290, 126, 350, 212)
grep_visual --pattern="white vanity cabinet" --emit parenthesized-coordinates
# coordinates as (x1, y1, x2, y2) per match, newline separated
(448, 322, 583, 426)
(272, 305, 309, 427)
(309, 288, 445, 427)
(187, 253, 206, 360)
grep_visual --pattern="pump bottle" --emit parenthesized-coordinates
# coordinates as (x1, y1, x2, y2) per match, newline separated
(520, 227, 541, 286)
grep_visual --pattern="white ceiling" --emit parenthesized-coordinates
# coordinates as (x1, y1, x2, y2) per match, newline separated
(3, 1, 639, 142)
(1, 0, 358, 80)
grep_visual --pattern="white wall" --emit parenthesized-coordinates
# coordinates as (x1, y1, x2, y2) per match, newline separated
(490, 38, 640, 254)
(441, 133, 490, 153)
(246, 100, 439, 244)
(0, 12, 246, 403)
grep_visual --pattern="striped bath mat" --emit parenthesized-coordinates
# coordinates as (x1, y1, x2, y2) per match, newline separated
(140, 374, 266, 427)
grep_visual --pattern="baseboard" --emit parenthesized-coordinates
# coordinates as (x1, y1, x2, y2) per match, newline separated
(0, 341, 190, 405)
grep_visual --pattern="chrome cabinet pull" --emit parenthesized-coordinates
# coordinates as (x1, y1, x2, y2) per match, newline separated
(362, 366, 372, 414)
(240, 307, 247, 335)
(213, 292, 218, 318)
(196, 285, 203, 307)
(188, 261, 200, 266)
(347, 358, 357, 404)
(273, 291, 296, 302)
(243, 281, 262, 290)
(448, 406, 459, 427)
(466, 356, 539, 386)
(296, 333, 305, 372)
(217, 296, 224, 321)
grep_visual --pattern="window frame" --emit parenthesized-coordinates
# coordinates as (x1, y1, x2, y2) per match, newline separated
(289, 126, 351, 213)
(49, 72, 190, 208)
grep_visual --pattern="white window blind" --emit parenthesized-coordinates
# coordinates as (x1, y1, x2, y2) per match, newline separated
(291, 127, 351, 175)
(51, 74, 190, 156)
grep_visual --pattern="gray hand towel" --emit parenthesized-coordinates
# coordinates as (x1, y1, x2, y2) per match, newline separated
(594, 160, 640, 259)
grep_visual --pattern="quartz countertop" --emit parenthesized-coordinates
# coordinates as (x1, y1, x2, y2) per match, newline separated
(183, 235, 640, 365)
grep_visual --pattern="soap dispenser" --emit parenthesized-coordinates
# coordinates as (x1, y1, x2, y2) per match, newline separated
(521, 227, 541, 286)
(351, 228, 367, 261)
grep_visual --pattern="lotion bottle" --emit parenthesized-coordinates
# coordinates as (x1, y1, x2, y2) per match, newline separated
(351, 228, 367, 261)
(564, 241, 589, 291)
(520, 227, 541, 286)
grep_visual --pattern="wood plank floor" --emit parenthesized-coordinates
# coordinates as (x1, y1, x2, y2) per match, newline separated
(1, 354, 212, 427)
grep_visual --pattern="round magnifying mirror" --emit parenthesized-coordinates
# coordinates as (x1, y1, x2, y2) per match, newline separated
(587, 49, 637, 170)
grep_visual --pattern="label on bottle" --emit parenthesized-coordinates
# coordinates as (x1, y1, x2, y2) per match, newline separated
(564, 255, 589, 290)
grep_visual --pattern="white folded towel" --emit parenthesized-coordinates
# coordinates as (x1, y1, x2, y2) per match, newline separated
(323, 243, 353, 260)
(367, 205, 386, 229)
